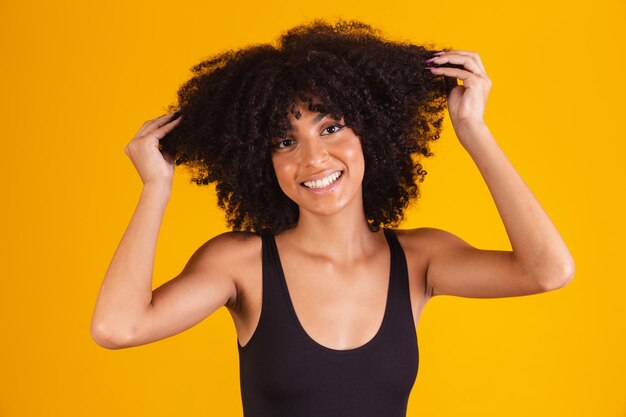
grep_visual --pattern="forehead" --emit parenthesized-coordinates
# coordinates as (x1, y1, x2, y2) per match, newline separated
(285, 112, 329, 133)
(285, 100, 335, 132)
(272, 93, 342, 137)
(288, 97, 326, 120)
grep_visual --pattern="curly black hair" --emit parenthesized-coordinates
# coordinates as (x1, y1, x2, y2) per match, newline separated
(159, 18, 452, 234)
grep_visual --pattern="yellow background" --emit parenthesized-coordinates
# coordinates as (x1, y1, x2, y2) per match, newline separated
(1, 0, 624, 416)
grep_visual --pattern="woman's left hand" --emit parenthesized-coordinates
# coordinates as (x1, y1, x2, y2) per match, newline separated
(427, 50, 492, 140)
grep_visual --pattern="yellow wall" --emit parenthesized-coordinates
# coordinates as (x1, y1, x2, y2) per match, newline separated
(1, 0, 624, 415)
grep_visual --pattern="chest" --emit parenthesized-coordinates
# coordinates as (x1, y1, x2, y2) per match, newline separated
(229, 233, 429, 351)
(278, 248, 392, 350)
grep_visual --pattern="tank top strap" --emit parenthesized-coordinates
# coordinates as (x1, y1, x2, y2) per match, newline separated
(382, 228, 415, 327)
(259, 231, 292, 318)
(237, 232, 292, 351)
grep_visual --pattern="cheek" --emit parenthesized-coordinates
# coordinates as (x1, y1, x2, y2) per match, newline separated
(342, 140, 366, 175)
(345, 146, 363, 164)
(271, 156, 296, 187)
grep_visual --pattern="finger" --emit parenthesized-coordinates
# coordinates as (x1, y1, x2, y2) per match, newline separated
(437, 50, 486, 73)
(442, 50, 487, 73)
(428, 54, 483, 75)
(136, 110, 181, 137)
(150, 114, 183, 140)
(428, 66, 475, 83)
(155, 110, 182, 129)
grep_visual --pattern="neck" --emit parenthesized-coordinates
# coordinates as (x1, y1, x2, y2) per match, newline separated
(281, 201, 383, 263)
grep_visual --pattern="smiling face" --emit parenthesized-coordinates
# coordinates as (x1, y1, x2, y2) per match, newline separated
(270, 97, 366, 220)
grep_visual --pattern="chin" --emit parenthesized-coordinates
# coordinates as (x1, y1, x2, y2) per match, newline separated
(293, 188, 364, 219)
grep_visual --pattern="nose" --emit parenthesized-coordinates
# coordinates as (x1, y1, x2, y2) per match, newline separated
(301, 136, 330, 167)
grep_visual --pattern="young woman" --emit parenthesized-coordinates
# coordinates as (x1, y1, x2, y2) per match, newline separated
(91, 19, 575, 416)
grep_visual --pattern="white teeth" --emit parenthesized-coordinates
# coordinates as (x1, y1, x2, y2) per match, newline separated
(303, 171, 342, 189)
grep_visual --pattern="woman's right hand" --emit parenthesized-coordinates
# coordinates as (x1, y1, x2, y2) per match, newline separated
(124, 111, 183, 188)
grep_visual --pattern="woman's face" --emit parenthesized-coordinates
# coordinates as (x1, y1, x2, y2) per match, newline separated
(270, 98, 365, 218)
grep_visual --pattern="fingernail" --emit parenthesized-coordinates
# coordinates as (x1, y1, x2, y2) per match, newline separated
(433, 51, 446, 56)
(424, 57, 436, 63)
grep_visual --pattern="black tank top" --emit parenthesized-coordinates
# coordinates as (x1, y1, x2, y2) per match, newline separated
(237, 228, 419, 417)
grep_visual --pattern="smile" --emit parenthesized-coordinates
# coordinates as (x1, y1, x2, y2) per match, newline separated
(301, 171, 343, 189)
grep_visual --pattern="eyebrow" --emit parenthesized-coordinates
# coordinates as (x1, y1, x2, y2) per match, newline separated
(286, 112, 330, 132)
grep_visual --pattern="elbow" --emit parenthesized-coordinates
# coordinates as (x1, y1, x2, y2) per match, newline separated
(90, 322, 135, 350)
(538, 260, 576, 292)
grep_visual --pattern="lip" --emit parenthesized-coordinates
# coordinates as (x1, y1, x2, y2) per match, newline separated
(300, 169, 343, 184)
(300, 170, 343, 193)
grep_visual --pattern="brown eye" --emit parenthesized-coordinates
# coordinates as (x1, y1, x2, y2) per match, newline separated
(321, 124, 345, 136)
(274, 138, 296, 149)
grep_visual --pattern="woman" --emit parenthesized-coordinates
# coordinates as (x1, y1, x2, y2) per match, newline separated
(91, 19, 575, 416)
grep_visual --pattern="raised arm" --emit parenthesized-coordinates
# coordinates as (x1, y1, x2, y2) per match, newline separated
(90, 111, 238, 349)
(420, 51, 575, 299)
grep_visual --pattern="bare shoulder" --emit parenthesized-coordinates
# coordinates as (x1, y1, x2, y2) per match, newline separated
(394, 227, 431, 249)
(189, 231, 262, 308)
(394, 226, 470, 271)
(394, 226, 449, 255)
(393, 227, 471, 299)
(201, 230, 262, 258)
(199, 229, 262, 266)
(395, 226, 463, 252)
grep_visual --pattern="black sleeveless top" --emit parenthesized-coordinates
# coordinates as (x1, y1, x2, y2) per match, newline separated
(237, 229, 419, 417)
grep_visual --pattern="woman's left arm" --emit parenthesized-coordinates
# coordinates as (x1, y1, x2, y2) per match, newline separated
(421, 51, 575, 298)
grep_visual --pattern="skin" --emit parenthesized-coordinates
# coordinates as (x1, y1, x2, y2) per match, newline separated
(91, 50, 575, 350)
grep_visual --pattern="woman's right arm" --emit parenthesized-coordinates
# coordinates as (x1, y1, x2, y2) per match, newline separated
(90, 111, 238, 349)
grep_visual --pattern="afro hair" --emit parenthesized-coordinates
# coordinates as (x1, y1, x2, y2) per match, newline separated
(159, 18, 452, 233)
